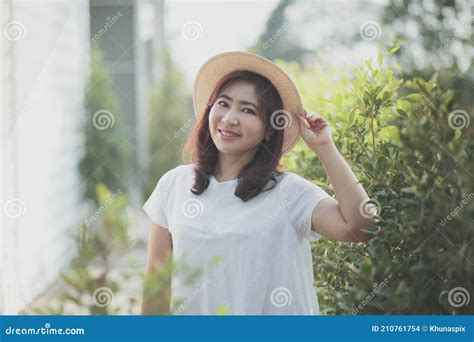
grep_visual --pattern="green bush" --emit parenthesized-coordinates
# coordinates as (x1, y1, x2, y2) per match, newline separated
(31, 183, 133, 315)
(281, 48, 473, 315)
(30, 183, 212, 316)
(142, 47, 190, 200)
(79, 45, 131, 206)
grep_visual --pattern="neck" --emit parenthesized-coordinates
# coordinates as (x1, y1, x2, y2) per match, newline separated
(214, 151, 256, 181)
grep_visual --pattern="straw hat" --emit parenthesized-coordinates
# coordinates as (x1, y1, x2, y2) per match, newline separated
(193, 51, 304, 155)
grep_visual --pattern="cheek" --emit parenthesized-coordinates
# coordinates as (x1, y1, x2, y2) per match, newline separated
(208, 108, 219, 129)
(242, 117, 266, 138)
(209, 106, 224, 123)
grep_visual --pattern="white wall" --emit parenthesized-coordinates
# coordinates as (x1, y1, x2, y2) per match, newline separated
(1, 0, 90, 314)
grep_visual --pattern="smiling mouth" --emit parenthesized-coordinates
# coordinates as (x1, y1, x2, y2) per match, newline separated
(218, 128, 240, 138)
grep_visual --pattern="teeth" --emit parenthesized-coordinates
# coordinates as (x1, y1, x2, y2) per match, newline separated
(220, 129, 238, 137)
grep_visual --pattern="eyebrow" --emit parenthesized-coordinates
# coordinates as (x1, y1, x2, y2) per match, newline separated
(217, 94, 259, 109)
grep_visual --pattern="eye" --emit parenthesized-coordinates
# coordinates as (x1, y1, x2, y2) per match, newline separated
(243, 108, 256, 115)
(217, 101, 228, 107)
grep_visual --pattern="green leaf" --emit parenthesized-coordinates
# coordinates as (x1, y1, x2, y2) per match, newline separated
(405, 93, 424, 102)
(378, 51, 383, 66)
(348, 110, 358, 125)
(396, 99, 411, 112)
(389, 46, 400, 54)
(396, 109, 408, 118)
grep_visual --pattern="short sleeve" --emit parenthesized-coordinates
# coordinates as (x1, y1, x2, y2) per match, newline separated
(143, 173, 170, 229)
(282, 173, 332, 242)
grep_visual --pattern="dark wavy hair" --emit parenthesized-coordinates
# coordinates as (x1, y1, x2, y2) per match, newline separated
(182, 70, 286, 202)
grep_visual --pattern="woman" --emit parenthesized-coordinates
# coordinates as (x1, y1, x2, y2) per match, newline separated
(141, 51, 376, 315)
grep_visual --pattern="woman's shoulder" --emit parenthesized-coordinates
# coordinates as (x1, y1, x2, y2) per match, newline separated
(162, 164, 194, 180)
(275, 171, 320, 189)
(274, 170, 297, 183)
(266, 171, 292, 192)
(170, 163, 194, 174)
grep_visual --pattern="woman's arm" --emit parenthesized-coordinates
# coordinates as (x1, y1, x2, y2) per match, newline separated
(141, 221, 173, 315)
(297, 112, 376, 242)
(311, 142, 376, 242)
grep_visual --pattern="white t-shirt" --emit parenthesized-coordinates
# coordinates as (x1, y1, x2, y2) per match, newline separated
(143, 164, 332, 315)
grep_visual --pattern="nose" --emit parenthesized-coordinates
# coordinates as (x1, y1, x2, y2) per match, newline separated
(221, 107, 239, 126)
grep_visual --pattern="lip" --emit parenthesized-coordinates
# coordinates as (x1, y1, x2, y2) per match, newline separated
(218, 128, 240, 140)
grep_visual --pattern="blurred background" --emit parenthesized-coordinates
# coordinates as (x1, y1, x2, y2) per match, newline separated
(1, 0, 472, 315)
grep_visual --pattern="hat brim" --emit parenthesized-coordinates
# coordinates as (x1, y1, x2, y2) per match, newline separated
(193, 51, 303, 155)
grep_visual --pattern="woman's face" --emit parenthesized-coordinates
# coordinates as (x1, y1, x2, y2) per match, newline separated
(208, 80, 267, 156)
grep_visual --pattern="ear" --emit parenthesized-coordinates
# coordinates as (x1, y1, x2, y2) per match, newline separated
(265, 128, 274, 141)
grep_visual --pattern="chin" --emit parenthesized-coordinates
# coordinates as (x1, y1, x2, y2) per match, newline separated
(215, 144, 241, 154)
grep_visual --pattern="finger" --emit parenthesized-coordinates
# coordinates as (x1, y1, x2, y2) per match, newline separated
(308, 119, 328, 132)
(305, 112, 325, 123)
(297, 115, 310, 129)
(310, 114, 325, 121)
